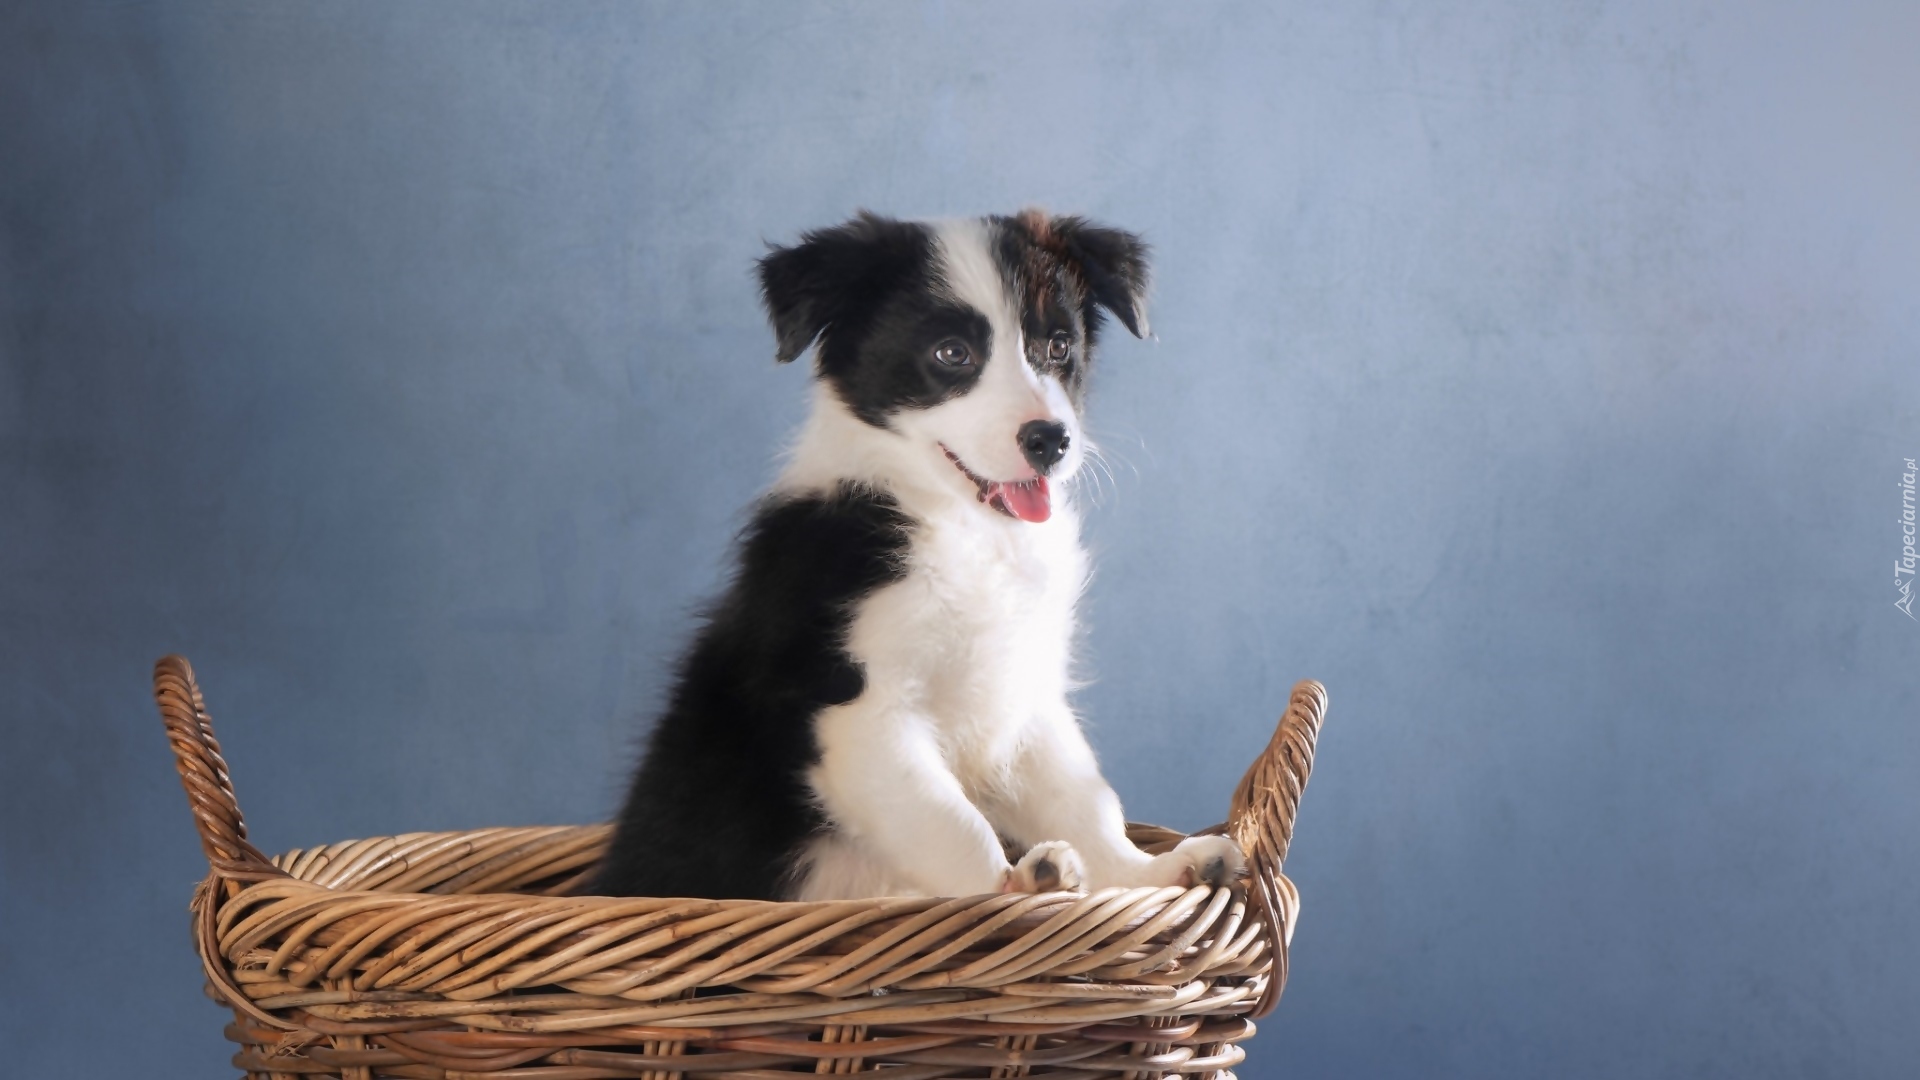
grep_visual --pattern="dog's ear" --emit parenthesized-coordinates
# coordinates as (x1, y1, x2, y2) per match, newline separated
(757, 211, 920, 364)
(1048, 216, 1151, 339)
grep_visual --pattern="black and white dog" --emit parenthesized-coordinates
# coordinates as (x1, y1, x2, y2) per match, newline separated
(595, 210, 1243, 901)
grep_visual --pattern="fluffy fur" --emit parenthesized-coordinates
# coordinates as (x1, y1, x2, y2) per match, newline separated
(595, 210, 1243, 901)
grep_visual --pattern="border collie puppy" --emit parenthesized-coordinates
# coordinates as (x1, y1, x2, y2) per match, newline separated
(595, 210, 1244, 901)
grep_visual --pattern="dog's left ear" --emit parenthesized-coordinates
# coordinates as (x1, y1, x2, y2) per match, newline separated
(1047, 216, 1151, 339)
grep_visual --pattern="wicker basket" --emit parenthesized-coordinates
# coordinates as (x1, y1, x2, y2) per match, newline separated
(155, 654, 1325, 1080)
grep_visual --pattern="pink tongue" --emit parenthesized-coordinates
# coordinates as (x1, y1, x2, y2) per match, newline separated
(991, 477, 1052, 523)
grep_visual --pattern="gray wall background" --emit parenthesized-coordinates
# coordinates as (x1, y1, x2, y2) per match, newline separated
(3, 2, 1916, 1075)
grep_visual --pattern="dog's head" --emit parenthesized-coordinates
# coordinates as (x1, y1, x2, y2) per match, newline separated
(758, 210, 1149, 523)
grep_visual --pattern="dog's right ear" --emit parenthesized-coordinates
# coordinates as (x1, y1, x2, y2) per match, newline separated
(757, 212, 919, 364)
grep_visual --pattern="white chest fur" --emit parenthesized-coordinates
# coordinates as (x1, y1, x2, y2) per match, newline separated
(843, 496, 1087, 786)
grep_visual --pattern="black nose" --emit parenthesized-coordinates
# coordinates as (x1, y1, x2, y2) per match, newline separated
(1018, 420, 1071, 474)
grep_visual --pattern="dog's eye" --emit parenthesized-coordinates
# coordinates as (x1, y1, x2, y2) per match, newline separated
(932, 340, 972, 367)
(1047, 332, 1072, 361)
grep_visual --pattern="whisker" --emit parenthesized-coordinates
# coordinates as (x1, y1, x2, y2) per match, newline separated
(1076, 437, 1124, 509)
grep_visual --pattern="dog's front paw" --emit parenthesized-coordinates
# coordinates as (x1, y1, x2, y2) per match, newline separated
(1164, 834, 1247, 889)
(1002, 840, 1086, 894)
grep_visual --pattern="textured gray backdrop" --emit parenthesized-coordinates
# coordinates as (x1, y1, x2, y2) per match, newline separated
(3, 2, 1917, 1076)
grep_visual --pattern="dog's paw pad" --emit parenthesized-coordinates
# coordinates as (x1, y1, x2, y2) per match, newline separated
(1004, 840, 1086, 894)
(1171, 835, 1247, 889)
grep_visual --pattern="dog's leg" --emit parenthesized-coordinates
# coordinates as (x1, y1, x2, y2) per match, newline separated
(809, 694, 1077, 897)
(991, 706, 1245, 891)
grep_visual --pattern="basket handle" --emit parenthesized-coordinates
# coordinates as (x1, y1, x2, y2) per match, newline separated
(1225, 678, 1327, 1017)
(153, 656, 279, 878)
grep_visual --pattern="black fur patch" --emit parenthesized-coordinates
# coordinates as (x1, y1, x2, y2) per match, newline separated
(594, 484, 912, 900)
(758, 214, 991, 428)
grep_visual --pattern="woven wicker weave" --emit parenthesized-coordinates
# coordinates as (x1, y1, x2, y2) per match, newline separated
(155, 654, 1325, 1080)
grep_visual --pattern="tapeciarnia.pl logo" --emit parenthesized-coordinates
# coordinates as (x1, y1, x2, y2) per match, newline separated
(1899, 457, 1917, 620)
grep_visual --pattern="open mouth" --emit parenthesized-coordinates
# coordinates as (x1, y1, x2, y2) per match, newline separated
(940, 444, 1051, 523)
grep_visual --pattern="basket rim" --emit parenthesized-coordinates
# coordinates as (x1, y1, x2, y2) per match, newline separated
(254, 821, 1204, 900)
